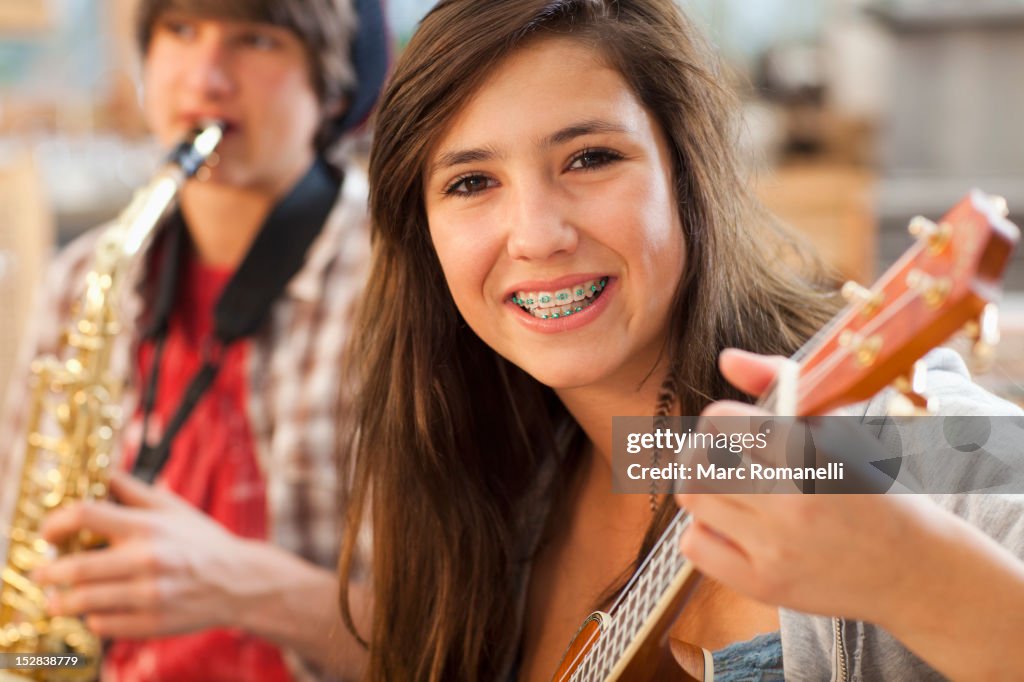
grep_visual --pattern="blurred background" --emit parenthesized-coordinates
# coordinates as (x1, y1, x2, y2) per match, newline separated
(0, 0, 1022, 405)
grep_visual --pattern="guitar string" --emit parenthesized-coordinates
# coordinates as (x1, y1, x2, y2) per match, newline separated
(795, 286, 922, 406)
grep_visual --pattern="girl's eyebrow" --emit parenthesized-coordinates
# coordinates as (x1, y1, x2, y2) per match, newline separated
(544, 119, 629, 146)
(428, 119, 630, 178)
(430, 146, 503, 176)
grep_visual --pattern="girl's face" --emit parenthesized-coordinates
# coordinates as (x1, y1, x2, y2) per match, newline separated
(424, 38, 686, 391)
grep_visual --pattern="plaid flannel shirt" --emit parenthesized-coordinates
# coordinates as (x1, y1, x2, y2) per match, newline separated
(0, 163, 371, 681)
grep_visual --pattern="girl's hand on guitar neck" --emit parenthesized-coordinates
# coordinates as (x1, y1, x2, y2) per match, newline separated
(675, 349, 1024, 681)
(675, 348, 936, 623)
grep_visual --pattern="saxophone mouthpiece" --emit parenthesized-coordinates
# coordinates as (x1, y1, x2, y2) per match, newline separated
(171, 120, 226, 178)
(193, 120, 225, 158)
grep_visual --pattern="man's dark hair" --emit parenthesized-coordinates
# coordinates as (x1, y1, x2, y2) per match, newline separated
(136, 0, 357, 152)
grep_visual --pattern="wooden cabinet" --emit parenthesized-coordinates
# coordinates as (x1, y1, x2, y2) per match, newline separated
(0, 152, 54, 401)
(757, 162, 877, 285)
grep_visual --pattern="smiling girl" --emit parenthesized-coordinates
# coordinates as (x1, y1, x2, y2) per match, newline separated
(338, 1, 1024, 680)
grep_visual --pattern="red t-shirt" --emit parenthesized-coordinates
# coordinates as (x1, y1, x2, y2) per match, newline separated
(110, 251, 292, 682)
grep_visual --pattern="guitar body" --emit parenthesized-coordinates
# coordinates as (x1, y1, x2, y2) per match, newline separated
(550, 613, 609, 681)
(551, 614, 702, 682)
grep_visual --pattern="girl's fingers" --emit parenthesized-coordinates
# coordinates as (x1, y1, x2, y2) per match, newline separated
(718, 348, 787, 397)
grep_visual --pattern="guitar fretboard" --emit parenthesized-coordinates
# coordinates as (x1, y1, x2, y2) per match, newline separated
(569, 511, 690, 681)
(570, 385, 788, 680)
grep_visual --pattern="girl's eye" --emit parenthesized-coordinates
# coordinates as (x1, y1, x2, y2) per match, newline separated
(566, 148, 624, 171)
(444, 174, 496, 196)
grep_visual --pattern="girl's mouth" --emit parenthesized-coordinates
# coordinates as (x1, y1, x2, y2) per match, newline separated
(509, 277, 608, 319)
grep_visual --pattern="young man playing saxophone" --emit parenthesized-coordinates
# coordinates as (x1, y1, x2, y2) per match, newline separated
(0, 1, 387, 679)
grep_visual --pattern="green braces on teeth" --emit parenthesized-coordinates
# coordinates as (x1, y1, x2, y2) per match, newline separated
(527, 280, 608, 318)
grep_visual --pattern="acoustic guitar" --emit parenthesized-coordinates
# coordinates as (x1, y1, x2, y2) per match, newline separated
(550, 190, 1020, 682)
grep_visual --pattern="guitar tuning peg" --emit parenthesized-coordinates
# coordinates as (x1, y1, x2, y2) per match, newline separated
(841, 281, 883, 313)
(965, 303, 1000, 369)
(908, 215, 952, 253)
(908, 215, 936, 238)
(989, 194, 1009, 218)
(890, 363, 921, 394)
(889, 361, 936, 416)
(886, 392, 937, 417)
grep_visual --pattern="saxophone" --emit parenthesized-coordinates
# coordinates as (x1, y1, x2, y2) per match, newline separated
(0, 122, 223, 681)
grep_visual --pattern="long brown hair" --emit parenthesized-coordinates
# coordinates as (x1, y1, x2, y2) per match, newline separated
(340, 1, 838, 679)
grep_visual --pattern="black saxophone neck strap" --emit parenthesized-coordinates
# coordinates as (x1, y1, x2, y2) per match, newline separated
(132, 159, 341, 484)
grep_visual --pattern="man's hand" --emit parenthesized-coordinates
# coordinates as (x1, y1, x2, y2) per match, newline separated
(34, 470, 259, 638)
(34, 470, 368, 675)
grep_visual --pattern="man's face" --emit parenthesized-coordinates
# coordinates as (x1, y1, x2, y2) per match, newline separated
(142, 12, 322, 195)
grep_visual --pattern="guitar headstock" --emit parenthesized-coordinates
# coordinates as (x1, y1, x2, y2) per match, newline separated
(794, 190, 1020, 416)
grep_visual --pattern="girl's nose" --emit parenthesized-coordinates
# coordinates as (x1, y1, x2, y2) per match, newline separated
(505, 185, 579, 261)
